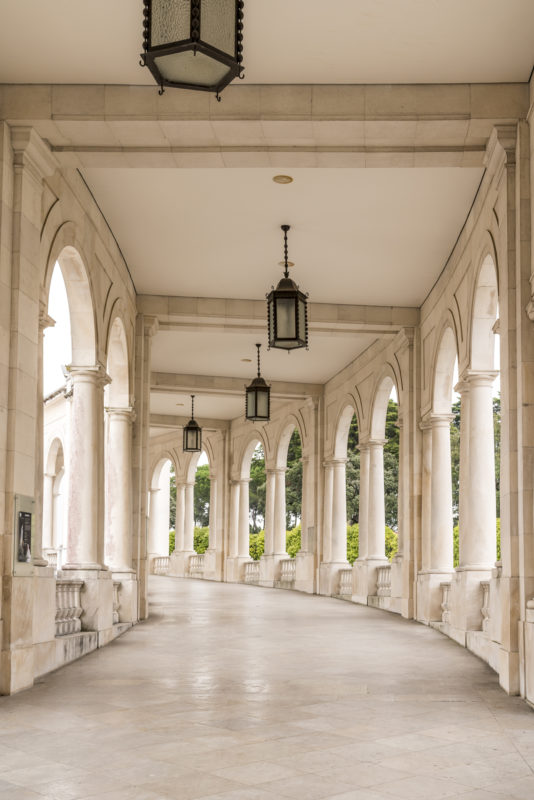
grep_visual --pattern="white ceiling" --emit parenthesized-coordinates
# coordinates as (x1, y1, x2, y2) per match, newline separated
(152, 329, 378, 385)
(83, 166, 483, 307)
(151, 391, 243, 421)
(0, 0, 533, 85)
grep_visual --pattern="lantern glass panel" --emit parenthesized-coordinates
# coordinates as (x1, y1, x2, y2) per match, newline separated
(151, 0, 190, 47)
(246, 390, 256, 419)
(201, 0, 236, 55)
(184, 426, 200, 451)
(276, 297, 296, 340)
(298, 296, 306, 343)
(155, 51, 232, 86)
(257, 390, 269, 418)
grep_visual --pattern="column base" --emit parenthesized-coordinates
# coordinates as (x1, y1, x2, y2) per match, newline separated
(352, 557, 389, 605)
(416, 570, 453, 624)
(202, 548, 223, 581)
(259, 553, 287, 587)
(295, 550, 316, 594)
(62, 562, 103, 571)
(168, 550, 195, 578)
(318, 560, 350, 596)
(111, 570, 138, 624)
(225, 556, 251, 583)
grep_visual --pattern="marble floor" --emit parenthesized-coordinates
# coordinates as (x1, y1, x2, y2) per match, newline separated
(1, 578, 534, 800)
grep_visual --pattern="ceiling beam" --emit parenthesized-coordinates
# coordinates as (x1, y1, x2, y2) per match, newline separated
(150, 413, 230, 431)
(138, 295, 418, 336)
(151, 372, 323, 399)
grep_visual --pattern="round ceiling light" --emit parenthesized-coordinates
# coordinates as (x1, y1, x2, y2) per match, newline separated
(273, 175, 293, 184)
(278, 260, 295, 268)
(241, 358, 252, 363)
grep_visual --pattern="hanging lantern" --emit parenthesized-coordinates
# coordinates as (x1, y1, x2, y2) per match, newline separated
(140, 0, 245, 99)
(183, 394, 202, 452)
(245, 344, 270, 421)
(267, 225, 309, 351)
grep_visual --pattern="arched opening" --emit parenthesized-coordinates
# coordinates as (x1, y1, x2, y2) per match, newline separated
(276, 424, 303, 558)
(104, 316, 132, 572)
(148, 458, 174, 570)
(332, 405, 358, 564)
(182, 450, 211, 556)
(248, 442, 265, 559)
(369, 377, 400, 561)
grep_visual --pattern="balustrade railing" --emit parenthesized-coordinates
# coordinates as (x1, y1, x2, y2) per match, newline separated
(280, 558, 296, 584)
(189, 554, 205, 575)
(440, 581, 451, 625)
(153, 556, 170, 575)
(377, 565, 392, 597)
(44, 549, 58, 569)
(112, 580, 121, 624)
(244, 561, 260, 583)
(55, 579, 84, 636)
(338, 568, 353, 596)
(481, 581, 490, 633)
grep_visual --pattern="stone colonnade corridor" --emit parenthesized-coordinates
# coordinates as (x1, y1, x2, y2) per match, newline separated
(1, 579, 534, 800)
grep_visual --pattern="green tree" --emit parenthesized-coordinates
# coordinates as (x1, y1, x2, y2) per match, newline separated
(383, 399, 399, 529)
(194, 463, 210, 527)
(194, 526, 209, 554)
(249, 530, 265, 560)
(285, 429, 302, 528)
(286, 525, 301, 557)
(346, 415, 360, 524)
(169, 463, 176, 529)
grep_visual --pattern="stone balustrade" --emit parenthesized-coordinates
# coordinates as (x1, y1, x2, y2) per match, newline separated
(377, 565, 392, 597)
(244, 561, 260, 584)
(189, 554, 205, 576)
(481, 581, 490, 633)
(55, 578, 84, 636)
(338, 568, 353, 597)
(153, 556, 170, 575)
(440, 581, 451, 625)
(44, 549, 58, 569)
(113, 580, 121, 624)
(280, 558, 297, 584)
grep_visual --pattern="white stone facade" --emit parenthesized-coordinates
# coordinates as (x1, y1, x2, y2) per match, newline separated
(1, 80, 534, 709)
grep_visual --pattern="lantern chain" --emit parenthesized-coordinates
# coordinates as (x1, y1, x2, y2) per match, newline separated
(256, 343, 261, 377)
(281, 224, 290, 278)
(191, 394, 195, 419)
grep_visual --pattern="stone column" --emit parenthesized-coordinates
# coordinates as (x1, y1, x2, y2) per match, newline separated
(263, 469, 276, 556)
(228, 480, 240, 558)
(396, 415, 405, 558)
(420, 418, 433, 572)
(34, 307, 55, 566)
(322, 461, 334, 564)
(461, 372, 498, 569)
(456, 379, 470, 564)
(237, 479, 250, 558)
(299, 455, 309, 552)
(429, 414, 454, 572)
(104, 407, 135, 571)
(331, 459, 347, 563)
(175, 483, 185, 552)
(367, 440, 387, 560)
(357, 443, 370, 561)
(52, 472, 64, 551)
(42, 472, 54, 551)
(64, 365, 109, 570)
(208, 473, 217, 551)
(183, 482, 195, 553)
(273, 468, 288, 556)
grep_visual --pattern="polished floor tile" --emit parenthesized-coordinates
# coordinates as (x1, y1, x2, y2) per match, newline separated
(1, 576, 533, 799)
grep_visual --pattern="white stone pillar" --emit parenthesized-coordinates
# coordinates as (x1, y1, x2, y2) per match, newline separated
(462, 372, 498, 569)
(322, 461, 334, 563)
(34, 307, 55, 566)
(175, 483, 185, 552)
(273, 468, 288, 555)
(64, 366, 109, 570)
(264, 469, 276, 556)
(208, 473, 217, 550)
(368, 440, 387, 559)
(396, 415, 405, 557)
(331, 459, 347, 563)
(104, 407, 135, 571)
(456, 380, 470, 564)
(420, 419, 433, 571)
(237, 479, 250, 558)
(42, 472, 54, 551)
(430, 414, 454, 572)
(184, 481, 195, 552)
(299, 455, 309, 551)
(357, 444, 370, 560)
(228, 480, 240, 558)
(52, 471, 64, 550)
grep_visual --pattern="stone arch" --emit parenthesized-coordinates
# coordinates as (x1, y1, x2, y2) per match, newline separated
(238, 431, 268, 480)
(275, 414, 305, 469)
(45, 436, 64, 476)
(105, 305, 130, 408)
(370, 368, 398, 441)
(44, 225, 97, 367)
(150, 452, 178, 490)
(470, 253, 499, 372)
(185, 447, 211, 484)
(333, 396, 360, 460)
(432, 323, 458, 414)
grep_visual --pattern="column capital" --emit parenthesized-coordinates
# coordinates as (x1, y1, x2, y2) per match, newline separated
(69, 364, 111, 387)
(265, 467, 285, 476)
(459, 370, 499, 389)
(105, 406, 136, 423)
(39, 308, 55, 333)
(420, 412, 453, 429)
(143, 315, 159, 338)
(184, 481, 195, 489)
(11, 126, 58, 182)
(367, 438, 387, 448)
(324, 457, 347, 467)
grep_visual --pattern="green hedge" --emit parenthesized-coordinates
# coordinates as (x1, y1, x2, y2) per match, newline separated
(169, 526, 209, 555)
(248, 524, 398, 563)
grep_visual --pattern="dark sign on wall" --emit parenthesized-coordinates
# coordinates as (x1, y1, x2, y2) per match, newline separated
(17, 510, 32, 563)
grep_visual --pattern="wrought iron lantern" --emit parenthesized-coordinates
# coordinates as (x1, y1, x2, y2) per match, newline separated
(140, 0, 245, 98)
(183, 395, 202, 452)
(245, 344, 270, 422)
(267, 225, 309, 351)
